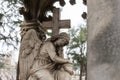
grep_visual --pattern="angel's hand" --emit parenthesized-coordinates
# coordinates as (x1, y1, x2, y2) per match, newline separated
(70, 70, 74, 75)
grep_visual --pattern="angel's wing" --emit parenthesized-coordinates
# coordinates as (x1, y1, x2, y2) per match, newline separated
(17, 29, 42, 80)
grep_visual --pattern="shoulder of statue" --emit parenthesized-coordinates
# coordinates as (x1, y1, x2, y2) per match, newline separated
(25, 28, 37, 35)
(27, 28, 35, 32)
(44, 41, 52, 45)
(21, 28, 36, 40)
(43, 41, 55, 48)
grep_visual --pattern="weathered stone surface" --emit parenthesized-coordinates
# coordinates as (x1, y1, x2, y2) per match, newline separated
(17, 6, 73, 80)
(42, 8, 70, 36)
(88, 0, 120, 80)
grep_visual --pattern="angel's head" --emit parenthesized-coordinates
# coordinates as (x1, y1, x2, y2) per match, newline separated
(50, 32, 70, 47)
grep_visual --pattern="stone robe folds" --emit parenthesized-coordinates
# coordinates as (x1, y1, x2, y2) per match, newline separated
(17, 28, 42, 80)
(28, 41, 72, 80)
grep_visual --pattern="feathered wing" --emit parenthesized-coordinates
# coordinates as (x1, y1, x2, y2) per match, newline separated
(17, 29, 42, 80)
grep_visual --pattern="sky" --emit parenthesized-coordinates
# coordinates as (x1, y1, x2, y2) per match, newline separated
(54, 0, 87, 27)
(0, 0, 87, 62)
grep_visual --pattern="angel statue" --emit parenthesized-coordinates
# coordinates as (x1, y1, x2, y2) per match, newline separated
(17, 21, 46, 80)
(28, 32, 74, 80)
(17, 0, 76, 80)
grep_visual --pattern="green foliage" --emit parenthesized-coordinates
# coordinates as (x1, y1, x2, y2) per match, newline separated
(0, 0, 22, 50)
(67, 26, 87, 70)
(0, 62, 4, 68)
(4, 0, 18, 4)
(0, 13, 4, 26)
(79, 27, 87, 43)
(67, 26, 87, 80)
(0, 13, 4, 20)
(47, 31, 52, 36)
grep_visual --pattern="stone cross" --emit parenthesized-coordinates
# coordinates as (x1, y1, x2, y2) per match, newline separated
(42, 8, 70, 36)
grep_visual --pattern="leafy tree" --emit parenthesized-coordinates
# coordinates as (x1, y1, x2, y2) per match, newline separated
(67, 26, 87, 80)
(0, 0, 22, 50)
(0, 61, 4, 68)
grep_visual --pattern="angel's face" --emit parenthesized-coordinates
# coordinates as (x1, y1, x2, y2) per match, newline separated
(54, 38, 68, 47)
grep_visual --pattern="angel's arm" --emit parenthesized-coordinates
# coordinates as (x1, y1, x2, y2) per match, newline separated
(46, 42, 71, 64)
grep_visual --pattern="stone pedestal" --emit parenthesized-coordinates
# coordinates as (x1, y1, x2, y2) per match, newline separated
(88, 0, 120, 80)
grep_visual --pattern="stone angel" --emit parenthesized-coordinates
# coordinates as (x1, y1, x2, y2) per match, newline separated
(17, 21, 46, 80)
(28, 32, 74, 80)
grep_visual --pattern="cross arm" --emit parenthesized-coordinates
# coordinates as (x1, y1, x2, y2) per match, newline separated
(42, 20, 71, 29)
